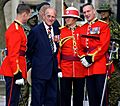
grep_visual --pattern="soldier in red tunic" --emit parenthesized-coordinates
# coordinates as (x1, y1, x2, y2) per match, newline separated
(78, 3, 114, 106)
(57, 6, 85, 106)
(0, 4, 31, 106)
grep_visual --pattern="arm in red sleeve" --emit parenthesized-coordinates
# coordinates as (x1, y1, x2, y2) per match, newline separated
(7, 30, 21, 75)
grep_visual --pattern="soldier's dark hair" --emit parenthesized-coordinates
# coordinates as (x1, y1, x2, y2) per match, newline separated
(17, 3, 31, 14)
(82, 2, 94, 9)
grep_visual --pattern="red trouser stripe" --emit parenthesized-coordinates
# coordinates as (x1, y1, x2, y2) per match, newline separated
(8, 78, 14, 106)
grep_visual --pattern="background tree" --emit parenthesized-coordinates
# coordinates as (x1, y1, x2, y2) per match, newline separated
(0, 0, 10, 48)
(117, 0, 120, 24)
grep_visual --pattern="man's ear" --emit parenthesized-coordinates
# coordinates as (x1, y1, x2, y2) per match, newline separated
(94, 9, 96, 14)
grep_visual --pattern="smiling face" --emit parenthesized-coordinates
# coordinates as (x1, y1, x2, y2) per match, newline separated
(82, 5, 96, 22)
(65, 17, 77, 27)
(44, 8, 56, 26)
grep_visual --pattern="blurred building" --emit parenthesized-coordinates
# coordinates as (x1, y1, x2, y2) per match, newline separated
(4, 0, 117, 27)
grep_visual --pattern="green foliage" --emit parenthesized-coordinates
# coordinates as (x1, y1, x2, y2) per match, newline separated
(108, 60, 120, 106)
(107, 18, 120, 106)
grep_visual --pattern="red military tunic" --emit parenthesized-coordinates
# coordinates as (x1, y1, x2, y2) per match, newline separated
(0, 20, 27, 79)
(78, 18, 114, 76)
(57, 25, 85, 78)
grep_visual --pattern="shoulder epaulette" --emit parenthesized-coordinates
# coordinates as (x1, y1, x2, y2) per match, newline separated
(59, 26, 66, 29)
(77, 24, 82, 27)
(98, 19, 107, 24)
(80, 22, 88, 26)
(15, 23, 18, 30)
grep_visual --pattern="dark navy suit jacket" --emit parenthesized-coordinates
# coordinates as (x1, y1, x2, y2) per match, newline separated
(26, 22, 60, 80)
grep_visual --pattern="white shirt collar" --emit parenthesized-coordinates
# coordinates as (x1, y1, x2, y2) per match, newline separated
(43, 21, 53, 32)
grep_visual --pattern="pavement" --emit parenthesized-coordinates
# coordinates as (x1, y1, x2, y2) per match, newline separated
(0, 96, 89, 106)
(0, 96, 5, 106)
(0, 94, 120, 106)
(0, 80, 5, 106)
(0, 80, 89, 106)
(0, 95, 31, 106)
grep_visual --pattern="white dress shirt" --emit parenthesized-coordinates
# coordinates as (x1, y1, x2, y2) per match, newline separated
(43, 22, 57, 53)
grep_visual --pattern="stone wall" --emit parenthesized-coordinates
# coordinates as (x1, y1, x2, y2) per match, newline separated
(4, 1, 12, 28)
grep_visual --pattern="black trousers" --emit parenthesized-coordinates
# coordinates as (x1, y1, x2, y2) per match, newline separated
(4, 76, 21, 106)
(60, 77, 85, 106)
(86, 74, 107, 106)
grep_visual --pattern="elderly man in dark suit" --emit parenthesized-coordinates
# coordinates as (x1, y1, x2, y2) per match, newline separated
(26, 7, 60, 106)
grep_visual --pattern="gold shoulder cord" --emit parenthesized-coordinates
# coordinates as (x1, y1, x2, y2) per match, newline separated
(59, 36, 73, 52)
(73, 36, 77, 54)
(59, 36, 73, 47)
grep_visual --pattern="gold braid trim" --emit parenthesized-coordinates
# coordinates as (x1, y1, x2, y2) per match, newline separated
(59, 35, 78, 55)
(59, 36, 73, 48)
(106, 60, 113, 66)
(73, 37, 76, 47)
(13, 60, 21, 75)
(78, 55, 86, 59)
(88, 47, 101, 62)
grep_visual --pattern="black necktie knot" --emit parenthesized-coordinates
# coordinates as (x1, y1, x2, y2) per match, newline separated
(48, 27, 51, 35)
(48, 27, 51, 30)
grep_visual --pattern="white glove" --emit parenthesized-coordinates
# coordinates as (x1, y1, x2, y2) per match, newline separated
(81, 57, 92, 67)
(58, 72, 62, 78)
(15, 78, 24, 85)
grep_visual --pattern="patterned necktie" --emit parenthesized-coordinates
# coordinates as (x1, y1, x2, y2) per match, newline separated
(48, 27, 54, 54)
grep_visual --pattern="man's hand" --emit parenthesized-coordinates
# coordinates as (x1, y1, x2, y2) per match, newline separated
(58, 68, 62, 78)
(15, 78, 24, 85)
(27, 61, 32, 71)
(80, 56, 92, 67)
